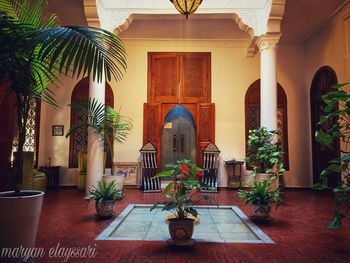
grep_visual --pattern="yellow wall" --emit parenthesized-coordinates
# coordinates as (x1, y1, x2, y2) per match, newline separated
(38, 4, 350, 188)
(304, 4, 350, 184)
(39, 37, 316, 187)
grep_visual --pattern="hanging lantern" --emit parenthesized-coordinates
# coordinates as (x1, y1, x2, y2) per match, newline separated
(170, 0, 203, 19)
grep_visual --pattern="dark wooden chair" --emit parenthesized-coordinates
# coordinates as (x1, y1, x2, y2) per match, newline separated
(202, 142, 220, 192)
(139, 143, 161, 192)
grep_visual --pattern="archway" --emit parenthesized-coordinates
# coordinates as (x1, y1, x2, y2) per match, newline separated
(68, 78, 114, 168)
(245, 80, 289, 169)
(310, 66, 340, 187)
(161, 105, 196, 169)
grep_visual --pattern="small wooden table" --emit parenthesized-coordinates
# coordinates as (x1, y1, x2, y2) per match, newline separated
(38, 166, 60, 188)
(225, 160, 244, 190)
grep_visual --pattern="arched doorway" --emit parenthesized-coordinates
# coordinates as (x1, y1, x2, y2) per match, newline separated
(68, 78, 114, 168)
(161, 106, 196, 169)
(245, 80, 289, 169)
(310, 66, 340, 187)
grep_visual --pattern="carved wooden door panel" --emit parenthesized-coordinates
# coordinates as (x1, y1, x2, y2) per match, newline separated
(143, 103, 161, 162)
(198, 103, 215, 165)
(148, 53, 180, 103)
(181, 53, 211, 103)
(148, 52, 211, 103)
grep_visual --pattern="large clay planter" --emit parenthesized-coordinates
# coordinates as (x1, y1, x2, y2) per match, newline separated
(251, 204, 271, 218)
(167, 218, 195, 246)
(0, 190, 44, 262)
(95, 200, 115, 218)
(102, 174, 124, 191)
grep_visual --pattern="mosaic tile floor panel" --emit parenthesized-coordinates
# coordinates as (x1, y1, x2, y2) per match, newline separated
(96, 205, 273, 243)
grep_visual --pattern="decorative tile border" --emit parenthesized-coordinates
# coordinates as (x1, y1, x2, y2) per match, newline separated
(96, 204, 274, 244)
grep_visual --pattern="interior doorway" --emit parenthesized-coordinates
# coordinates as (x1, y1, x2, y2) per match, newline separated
(144, 52, 215, 166)
(161, 105, 196, 169)
(310, 66, 340, 188)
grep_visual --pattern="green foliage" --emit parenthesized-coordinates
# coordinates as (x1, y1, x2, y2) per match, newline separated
(315, 83, 350, 228)
(238, 179, 282, 206)
(245, 127, 285, 176)
(150, 160, 217, 218)
(66, 98, 133, 174)
(0, 0, 127, 189)
(88, 180, 123, 205)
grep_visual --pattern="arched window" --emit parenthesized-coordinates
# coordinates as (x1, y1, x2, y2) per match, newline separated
(245, 80, 289, 169)
(11, 99, 41, 168)
(310, 66, 340, 187)
(68, 78, 114, 168)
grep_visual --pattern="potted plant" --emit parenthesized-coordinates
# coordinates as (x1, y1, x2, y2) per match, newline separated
(88, 180, 124, 218)
(66, 98, 133, 189)
(238, 178, 282, 219)
(150, 159, 215, 246)
(315, 83, 350, 228)
(0, 0, 126, 258)
(245, 127, 285, 186)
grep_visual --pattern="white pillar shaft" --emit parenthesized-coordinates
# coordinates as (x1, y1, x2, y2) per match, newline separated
(260, 44, 277, 131)
(86, 75, 105, 193)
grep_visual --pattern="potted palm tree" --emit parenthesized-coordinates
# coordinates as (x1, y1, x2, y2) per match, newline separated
(0, 0, 126, 259)
(88, 180, 124, 218)
(150, 160, 215, 246)
(66, 98, 133, 189)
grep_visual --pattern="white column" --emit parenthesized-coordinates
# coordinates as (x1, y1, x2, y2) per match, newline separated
(86, 75, 105, 193)
(85, 21, 115, 194)
(256, 36, 280, 131)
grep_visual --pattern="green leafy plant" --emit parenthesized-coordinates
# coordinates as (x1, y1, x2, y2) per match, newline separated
(315, 83, 350, 228)
(238, 179, 282, 207)
(150, 160, 216, 218)
(245, 127, 285, 177)
(88, 180, 123, 205)
(66, 98, 133, 175)
(0, 0, 127, 192)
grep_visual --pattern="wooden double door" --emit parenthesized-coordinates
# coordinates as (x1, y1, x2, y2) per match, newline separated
(144, 52, 215, 166)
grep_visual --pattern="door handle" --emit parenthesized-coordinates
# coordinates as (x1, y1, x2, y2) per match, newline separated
(181, 134, 184, 152)
(173, 135, 177, 152)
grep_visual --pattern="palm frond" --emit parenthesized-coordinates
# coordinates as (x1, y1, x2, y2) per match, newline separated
(0, 0, 59, 29)
(31, 26, 127, 82)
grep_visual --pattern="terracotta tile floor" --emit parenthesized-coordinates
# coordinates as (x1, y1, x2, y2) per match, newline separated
(34, 188, 350, 263)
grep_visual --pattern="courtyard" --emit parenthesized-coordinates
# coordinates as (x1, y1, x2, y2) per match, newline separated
(32, 188, 350, 263)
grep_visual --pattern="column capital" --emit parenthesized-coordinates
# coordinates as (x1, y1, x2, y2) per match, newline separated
(256, 35, 281, 52)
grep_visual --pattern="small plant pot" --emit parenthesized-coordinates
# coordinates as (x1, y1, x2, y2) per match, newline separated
(167, 217, 195, 246)
(251, 204, 271, 218)
(95, 200, 115, 218)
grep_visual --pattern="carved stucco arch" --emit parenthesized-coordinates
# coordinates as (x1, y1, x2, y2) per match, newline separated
(83, 0, 283, 35)
(83, 0, 286, 56)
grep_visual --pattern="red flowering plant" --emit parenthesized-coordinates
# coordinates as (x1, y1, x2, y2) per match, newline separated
(150, 159, 216, 219)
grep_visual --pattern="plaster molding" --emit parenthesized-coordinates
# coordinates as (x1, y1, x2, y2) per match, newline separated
(83, 0, 100, 27)
(267, 0, 286, 34)
(94, 0, 273, 37)
(256, 35, 281, 51)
